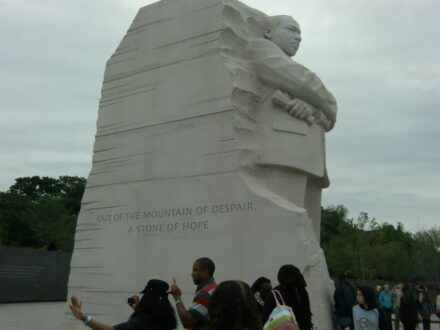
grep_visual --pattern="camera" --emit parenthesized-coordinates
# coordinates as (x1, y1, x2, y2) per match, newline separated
(127, 297, 135, 305)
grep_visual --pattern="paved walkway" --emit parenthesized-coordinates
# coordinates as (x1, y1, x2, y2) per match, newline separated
(0, 302, 66, 330)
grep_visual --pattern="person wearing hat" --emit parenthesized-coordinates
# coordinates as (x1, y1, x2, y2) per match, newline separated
(69, 279, 177, 330)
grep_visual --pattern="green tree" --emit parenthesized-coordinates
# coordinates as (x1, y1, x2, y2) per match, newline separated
(320, 205, 421, 282)
(8, 175, 86, 214)
(8, 176, 61, 199)
(322, 218, 358, 277)
(412, 227, 440, 281)
(320, 205, 360, 278)
(0, 175, 86, 251)
(0, 192, 34, 246)
(57, 176, 86, 214)
(26, 197, 76, 251)
(345, 212, 380, 281)
(321, 204, 349, 246)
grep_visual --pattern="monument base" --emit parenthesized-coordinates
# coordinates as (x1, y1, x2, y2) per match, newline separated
(62, 171, 334, 329)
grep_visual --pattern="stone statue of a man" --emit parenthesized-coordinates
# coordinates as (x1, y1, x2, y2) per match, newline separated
(246, 15, 337, 239)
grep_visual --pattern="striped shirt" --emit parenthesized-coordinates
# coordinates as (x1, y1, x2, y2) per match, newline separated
(188, 277, 217, 330)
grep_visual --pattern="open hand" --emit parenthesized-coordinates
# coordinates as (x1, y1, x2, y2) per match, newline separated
(69, 296, 84, 321)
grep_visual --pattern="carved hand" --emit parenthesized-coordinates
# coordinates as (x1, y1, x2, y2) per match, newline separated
(284, 98, 316, 124)
(314, 112, 332, 131)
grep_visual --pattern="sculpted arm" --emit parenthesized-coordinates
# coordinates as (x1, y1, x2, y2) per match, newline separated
(249, 40, 337, 129)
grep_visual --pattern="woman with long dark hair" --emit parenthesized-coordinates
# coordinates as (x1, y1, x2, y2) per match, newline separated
(251, 277, 272, 319)
(69, 279, 177, 330)
(399, 284, 418, 330)
(262, 264, 312, 330)
(207, 280, 262, 330)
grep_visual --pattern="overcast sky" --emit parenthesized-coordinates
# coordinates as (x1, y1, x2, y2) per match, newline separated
(1, 0, 439, 232)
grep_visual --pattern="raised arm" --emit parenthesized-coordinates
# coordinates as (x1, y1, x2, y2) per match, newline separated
(70, 296, 114, 330)
(170, 278, 198, 328)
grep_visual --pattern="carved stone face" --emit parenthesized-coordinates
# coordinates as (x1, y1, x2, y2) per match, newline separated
(268, 16, 301, 57)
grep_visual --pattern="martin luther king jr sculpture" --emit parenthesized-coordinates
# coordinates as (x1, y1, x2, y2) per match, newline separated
(62, 1, 337, 329)
(222, 9, 337, 241)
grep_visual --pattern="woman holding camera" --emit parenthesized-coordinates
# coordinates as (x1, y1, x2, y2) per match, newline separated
(69, 279, 177, 330)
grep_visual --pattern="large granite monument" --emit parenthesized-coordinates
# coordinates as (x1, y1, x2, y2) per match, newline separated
(62, 0, 337, 328)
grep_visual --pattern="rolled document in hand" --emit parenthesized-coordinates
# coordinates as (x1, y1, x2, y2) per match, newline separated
(272, 90, 314, 125)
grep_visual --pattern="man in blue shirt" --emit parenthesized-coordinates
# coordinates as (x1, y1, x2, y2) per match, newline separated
(379, 284, 394, 330)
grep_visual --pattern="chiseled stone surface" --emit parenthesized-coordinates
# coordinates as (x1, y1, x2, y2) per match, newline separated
(0, 302, 65, 330)
(61, 1, 336, 329)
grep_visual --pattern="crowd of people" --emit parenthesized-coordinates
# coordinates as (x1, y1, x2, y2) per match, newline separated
(69, 257, 440, 330)
(69, 257, 311, 330)
(334, 273, 440, 330)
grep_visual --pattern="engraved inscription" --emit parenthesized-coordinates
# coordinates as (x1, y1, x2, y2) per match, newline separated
(95, 202, 255, 235)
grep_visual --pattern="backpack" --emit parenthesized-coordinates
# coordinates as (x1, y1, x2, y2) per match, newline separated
(263, 290, 300, 330)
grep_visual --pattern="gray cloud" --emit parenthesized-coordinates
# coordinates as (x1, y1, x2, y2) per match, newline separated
(1, 0, 439, 231)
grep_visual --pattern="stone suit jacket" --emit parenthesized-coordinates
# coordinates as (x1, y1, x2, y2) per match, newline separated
(246, 38, 337, 185)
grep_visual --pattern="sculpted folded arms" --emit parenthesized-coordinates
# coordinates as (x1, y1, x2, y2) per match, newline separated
(248, 16, 337, 130)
